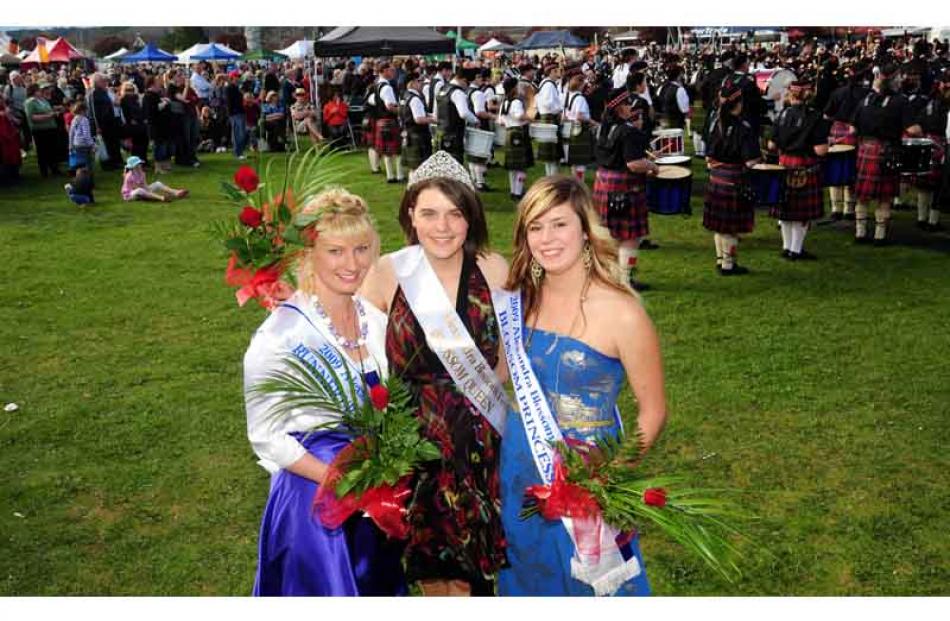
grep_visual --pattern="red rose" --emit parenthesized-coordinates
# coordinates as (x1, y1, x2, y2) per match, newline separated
(643, 487, 667, 508)
(239, 206, 263, 228)
(369, 384, 389, 410)
(234, 165, 259, 193)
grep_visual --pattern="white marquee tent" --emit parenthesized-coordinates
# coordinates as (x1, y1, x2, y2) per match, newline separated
(276, 40, 314, 60)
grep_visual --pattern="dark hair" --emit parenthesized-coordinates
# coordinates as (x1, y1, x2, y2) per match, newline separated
(503, 76, 519, 96)
(398, 177, 489, 257)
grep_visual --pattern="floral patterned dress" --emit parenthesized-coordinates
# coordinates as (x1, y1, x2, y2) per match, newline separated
(385, 252, 507, 593)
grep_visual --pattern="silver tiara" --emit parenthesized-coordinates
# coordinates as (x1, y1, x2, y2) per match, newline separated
(407, 150, 475, 190)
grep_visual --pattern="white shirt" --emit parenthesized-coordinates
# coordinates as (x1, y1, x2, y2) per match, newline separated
(564, 91, 591, 123)
(407, 88, 428, 123)
(375, 78, 397, 108)
(537, 78, 563, 115)
(243, 291, 389, 474)
(190, 71, 213, 99)
(443, 79, 478, 124)
(470, 87, 488, 116)
(500, 98, 527, 127)
(612, 63, 630, 89)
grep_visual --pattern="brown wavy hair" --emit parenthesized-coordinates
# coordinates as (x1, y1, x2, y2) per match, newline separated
(398, 177, 489, 258)
(504, 175, 635, 323)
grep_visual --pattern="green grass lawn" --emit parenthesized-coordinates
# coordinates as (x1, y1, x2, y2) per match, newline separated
(0, 139, 948, 596)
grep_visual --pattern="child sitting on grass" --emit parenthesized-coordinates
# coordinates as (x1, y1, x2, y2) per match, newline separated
(121, 156, 188, 203)
(64, 165, 95, 205)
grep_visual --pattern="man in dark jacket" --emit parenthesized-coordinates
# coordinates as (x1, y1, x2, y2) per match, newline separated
(87, 73, 123, 170)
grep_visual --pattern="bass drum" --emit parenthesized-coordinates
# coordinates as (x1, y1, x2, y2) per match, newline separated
(765, 69, 796, 120)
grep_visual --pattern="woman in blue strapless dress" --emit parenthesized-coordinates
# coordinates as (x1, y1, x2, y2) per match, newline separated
(497, 175, 668, 596)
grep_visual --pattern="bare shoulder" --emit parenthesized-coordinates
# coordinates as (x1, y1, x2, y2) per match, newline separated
(360, 253, 398, 312)
(585, 283, 654, 336)
(477, 252, 511, 289)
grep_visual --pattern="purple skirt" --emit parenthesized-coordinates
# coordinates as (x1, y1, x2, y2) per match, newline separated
(252, 431, 409, 596)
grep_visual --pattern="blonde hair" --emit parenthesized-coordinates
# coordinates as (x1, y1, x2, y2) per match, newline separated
(121, 81, 137, 96)
(294, 187, 380, 292)
(504, 175, 635, 322)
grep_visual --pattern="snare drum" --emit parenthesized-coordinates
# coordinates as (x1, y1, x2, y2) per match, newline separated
(655, 155, 691, 168)
(464, 127, 495, 159)
(647, 166, 693, 215)
(493, 122, 507, 147)
(650, 128, 685, 155)
(559, 121, 577, 139)
(750, 163, 786, 207)
(822, 144, 857, 187)
(900, 138, 934, 175)
(529, 123, 559, 144)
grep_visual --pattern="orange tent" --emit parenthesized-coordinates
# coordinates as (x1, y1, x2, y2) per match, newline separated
(20, 39, 50, 66)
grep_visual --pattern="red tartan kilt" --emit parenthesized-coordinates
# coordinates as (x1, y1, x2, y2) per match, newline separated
(829, 120, 858, 147)
(771, 154, 824, 221)
(362, 117, 377, 147)
(593, 168, 650, 240)
(374, 118, 401, 156)
(703, 164, 755, 234)
(909, 135, 946, 191)
(855, 139, 900, 203)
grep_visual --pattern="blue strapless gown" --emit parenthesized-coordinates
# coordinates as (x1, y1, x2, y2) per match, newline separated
(498, 329, 651, 596)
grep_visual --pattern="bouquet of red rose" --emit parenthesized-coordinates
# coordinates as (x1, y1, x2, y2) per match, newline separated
(214, 145, 346, 310)
(251, 351, 440, 539)
(522, 434, 751, 582)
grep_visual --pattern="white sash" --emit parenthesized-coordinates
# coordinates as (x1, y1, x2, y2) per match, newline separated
(279, 297, 374, 406)
(390, 246, 508, 436)
(491, 288, 642, 597)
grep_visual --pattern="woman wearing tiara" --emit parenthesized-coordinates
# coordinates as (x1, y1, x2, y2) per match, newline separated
(361, 151, 510, 596)
(244, 188, 407, 596)
(493, 175, 667, 596)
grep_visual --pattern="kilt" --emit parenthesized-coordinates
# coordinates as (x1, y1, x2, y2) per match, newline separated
(829, 120, 858, 147)
(771, 154, 824, 221)
(362, 116, 377, 148)
(535, 113, 560, 163)
(403, 128, 432, 170)
(593, 167, 650, 240)
(855, 138, 900, 203)
(439, 128, 465, 163)
(503, 126, 532, 171)
(373, 117, 401, 156)
(566, 126, 594, 166)
(703, 163, 756, 234)
(910, 134, 946, 192)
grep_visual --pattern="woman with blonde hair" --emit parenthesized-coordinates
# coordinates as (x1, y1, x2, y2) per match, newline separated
(243, 187, 406, 596)
(494, 175, 667, 596)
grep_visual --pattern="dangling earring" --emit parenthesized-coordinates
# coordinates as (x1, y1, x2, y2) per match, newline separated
(530, 257, 544, 286)
(582, 242, 592, 271)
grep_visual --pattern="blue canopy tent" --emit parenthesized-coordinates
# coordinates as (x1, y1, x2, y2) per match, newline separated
(119, 43, 178, 63)
(190, 43, 241, 62)
(516, 30, 587, 50)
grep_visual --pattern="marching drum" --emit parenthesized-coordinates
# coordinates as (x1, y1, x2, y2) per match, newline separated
(647, 166, 693, 215)
(492, 121, 507, 147)
(750, 163, 786, 207)
(822, 144, 857, 187)
(900, 138, 934, 175)
(464, 127, 495, 159)
(655, 155, 692, 168)
(650, 128, 685, 156)
(559, 120, 579, 139)
(529, 123, 559, 143)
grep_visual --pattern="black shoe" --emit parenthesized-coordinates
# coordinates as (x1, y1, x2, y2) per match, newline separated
(916, 220, 930, 230)
(386, 178, 399, 184)
(639, 239, 660, 250)
(929, 222, 946, 232)
(854, 234, 872, 245)
(797, 250, 818, 261)
(844, 213, 856, 221)
(830, 212, 843, 221)
(780, 249, 792, 259)
(477, 183, 492, 192)
(720, 265, 749, 276)
(873, 238, 889, 247)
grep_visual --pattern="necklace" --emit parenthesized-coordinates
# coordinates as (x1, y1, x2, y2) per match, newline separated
(312, 294, 368, 350)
